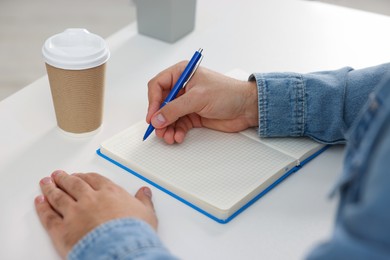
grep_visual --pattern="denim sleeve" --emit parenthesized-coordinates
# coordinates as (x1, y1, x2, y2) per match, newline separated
(306, 86, 390, 259)
(67, 218, 177, 260)
(249, 63, 390, 144)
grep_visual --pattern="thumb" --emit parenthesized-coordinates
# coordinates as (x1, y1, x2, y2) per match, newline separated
(135, 187, 155, 211)
(151, 92, 201, 128)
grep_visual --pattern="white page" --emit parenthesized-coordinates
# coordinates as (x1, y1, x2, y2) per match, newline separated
(240, 128, 325, 163)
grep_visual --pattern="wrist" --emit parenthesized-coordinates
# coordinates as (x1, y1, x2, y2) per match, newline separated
(243, 81, 259, 128)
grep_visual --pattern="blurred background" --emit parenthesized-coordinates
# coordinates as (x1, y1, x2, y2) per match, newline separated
(0, 0, 389, 101)
(0, 0, 135, 101)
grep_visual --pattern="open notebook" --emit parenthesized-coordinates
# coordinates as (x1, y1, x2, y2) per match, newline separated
(98, 121, 326, 223)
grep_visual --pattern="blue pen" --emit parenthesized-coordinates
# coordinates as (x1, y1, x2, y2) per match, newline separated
(143, 48, 203, 141)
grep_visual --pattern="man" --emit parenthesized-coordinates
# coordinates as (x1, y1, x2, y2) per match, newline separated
(35, 63, 390, 259)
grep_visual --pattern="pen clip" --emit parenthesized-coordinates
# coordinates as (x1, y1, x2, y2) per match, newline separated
(183, 50, 203, 88)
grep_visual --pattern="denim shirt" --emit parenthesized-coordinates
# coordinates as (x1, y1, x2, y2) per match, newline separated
(68, 218, 177, 260)
(68, 63, 390, 259)
(251, 64, 390, 259)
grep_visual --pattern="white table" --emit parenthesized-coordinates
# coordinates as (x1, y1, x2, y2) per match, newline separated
(1, 0, 390, 259)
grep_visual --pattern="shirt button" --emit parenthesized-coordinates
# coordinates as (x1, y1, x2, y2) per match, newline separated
(369, 94, 379, 111)
(371, 102, 378, 111)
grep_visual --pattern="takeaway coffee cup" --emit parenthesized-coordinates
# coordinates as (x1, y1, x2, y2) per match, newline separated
(42, 28, 110, 136)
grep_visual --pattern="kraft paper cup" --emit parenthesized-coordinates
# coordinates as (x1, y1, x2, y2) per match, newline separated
(42, 28, 110, 136)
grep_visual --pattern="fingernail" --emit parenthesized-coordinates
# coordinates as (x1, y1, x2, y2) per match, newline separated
(52, 170, 64, 177)
(40, 177, 52, 185)
(152, 113, 166, 127)
(143, 187, 152, 198)
(35, 195, 45, 204)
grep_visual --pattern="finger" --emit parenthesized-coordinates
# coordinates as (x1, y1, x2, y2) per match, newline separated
(151, 89, 204, 129)
(51, 170, 93, 200)
(135, 187, 155, 212)
(146, 101, 161, 124)
(40, 177, 75, 216)
(35, 195, 63, 230)
(147, 62, 187, 123)
(163, 125, 176, 144)
(155, 127, 168, 139)
(157, 112, 202, 144)
(72, 172, 113, 190)
(173, 128, 186, 144)
(34, 195, 68, 258)
(173, 116, 194, 143)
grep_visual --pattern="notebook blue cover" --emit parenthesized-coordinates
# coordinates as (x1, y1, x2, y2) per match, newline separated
(97, 122, 328, 224)
(97, 146, 327, 224)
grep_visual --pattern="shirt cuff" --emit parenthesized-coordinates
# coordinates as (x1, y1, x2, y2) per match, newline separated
(249, 72, 306, 138)
(68, 218, 175, 260)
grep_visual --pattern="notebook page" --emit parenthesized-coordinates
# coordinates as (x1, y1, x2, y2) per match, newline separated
(240, 128, 325, 164)
(100, 121, 297, 220)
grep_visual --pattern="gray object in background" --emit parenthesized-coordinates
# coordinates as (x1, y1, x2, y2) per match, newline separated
(134, 0, 196, 43)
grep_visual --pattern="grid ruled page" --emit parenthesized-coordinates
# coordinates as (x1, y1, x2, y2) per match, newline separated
(100, 121, 296, 220)
(240, 128, 325, 163)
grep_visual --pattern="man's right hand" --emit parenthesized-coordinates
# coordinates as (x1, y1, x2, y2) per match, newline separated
(146, 62, 259, 144)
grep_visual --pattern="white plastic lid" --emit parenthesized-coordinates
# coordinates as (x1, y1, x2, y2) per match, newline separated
(42, 28, 110, 70)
